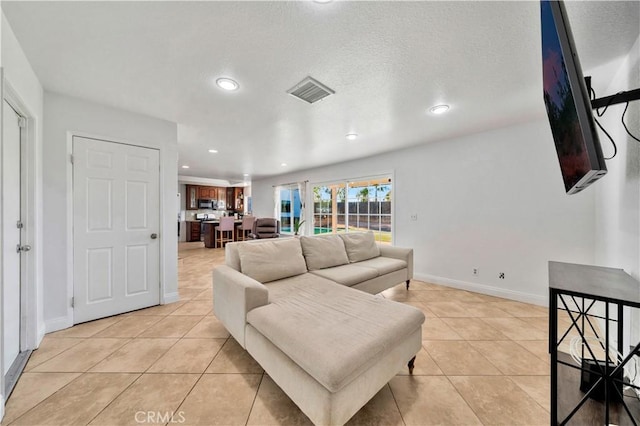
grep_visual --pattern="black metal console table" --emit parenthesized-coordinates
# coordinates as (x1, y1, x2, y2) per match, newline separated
(549, 261, 640, 425)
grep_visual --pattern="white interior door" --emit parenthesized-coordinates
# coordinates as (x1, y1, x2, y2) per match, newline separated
(2, 101, 22, 375)
(73, 136, 160, 323)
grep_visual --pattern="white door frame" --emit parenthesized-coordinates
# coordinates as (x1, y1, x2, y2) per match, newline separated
(66, 132, 170, 326)
(1, 73, 42, 418)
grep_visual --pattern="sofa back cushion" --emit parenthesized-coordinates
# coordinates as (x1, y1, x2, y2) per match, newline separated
(300, 234, 349, 271)
(237, 238, 308, 283)
(339, 231, 380, 262)
(225, 242, 242, 271)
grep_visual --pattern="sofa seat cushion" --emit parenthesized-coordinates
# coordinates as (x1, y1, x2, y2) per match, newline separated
(339, 232, 380, 262)
(237, 238, 307, 283)
(246, 281, 425, 392)
(309, 264, 378, 286)
(263, 273, 337, 302)
(355, 257, 407, 276)
(300, 234, 349, 271)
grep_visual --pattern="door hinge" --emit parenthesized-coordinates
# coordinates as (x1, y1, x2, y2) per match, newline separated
(16, 220, 24, 229)
(70, 154, 74, 164)
(18, 117, 27, 128)
(71, 297, 74, 308)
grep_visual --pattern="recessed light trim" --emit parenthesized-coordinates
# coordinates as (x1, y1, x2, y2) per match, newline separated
(208, 149, 218, 153)
(346, 133, 359, 141)
(181, 165, 190, 169)
(429, 104, 450, 114)
(216, 78, 239, 91)
(281, 163, 287, 167)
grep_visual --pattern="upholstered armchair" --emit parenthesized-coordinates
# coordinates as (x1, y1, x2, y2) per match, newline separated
(248, 218, 280, 239)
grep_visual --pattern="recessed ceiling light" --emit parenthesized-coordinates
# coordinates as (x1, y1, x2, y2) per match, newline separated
(208, 149, 218, 153)
(346, 133, 358, 141)
(216, 78, 239, 91)
(243, 173, 250, 177)
(281, 163, 287, 167)
(313, 0, 333, 3)
(429, 104, 450, 114)
(181, 165, 190, 169)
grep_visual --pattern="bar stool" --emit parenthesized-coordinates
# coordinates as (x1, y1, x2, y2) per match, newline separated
(236, 216, 255, 241)
(216, 217, 235, 248)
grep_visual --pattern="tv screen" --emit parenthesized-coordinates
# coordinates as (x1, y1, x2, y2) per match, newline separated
(541, 0, 606, 194)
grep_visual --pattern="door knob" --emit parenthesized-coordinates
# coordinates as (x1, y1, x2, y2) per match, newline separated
(16, 244, 31, 253)
(151, 233, 158, 239)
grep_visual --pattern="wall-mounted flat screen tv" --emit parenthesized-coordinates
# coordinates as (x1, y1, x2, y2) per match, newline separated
(541, 0, 606, 194)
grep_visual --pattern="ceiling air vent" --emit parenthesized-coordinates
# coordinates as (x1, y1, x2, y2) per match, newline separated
(287, 76, 335, 104)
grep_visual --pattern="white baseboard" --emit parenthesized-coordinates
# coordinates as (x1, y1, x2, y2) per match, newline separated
(45, 315, 73, 334)
(163, 291, 180, 304)
(414, 273, 548, 307)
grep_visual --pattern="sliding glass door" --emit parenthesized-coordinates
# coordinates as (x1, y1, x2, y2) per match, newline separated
(311, 175, 392, 243)
(278, 186, 302, 234)
(313, 183, 347, 235)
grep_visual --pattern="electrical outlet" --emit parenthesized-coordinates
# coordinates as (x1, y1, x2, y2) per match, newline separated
(473, 268, 479, 276)
(410, 214, 418, 221)
(499, 272, 505, 279)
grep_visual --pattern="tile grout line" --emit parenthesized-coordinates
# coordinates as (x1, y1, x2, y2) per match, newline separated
(387, 382, 408, 426)
(442, 374, 488, 426)
(5, 371, 87, 425)
(22, 337, 86, 372)
(30, 337, 133, 374)
(199, 336, 230, 374)
(79, 315, 213, 425)
(11, 312, 178, 421)
(171, 368, 213, 425)
(245, 372, 265, 426)
(506, 376, 551, 414)
(83, 372, 144, 426)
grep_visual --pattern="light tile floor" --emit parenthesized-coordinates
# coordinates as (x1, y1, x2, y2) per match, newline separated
(3, 242, 552, 425)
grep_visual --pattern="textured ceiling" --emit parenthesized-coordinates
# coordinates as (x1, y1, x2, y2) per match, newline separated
(3, 1, 639, 182)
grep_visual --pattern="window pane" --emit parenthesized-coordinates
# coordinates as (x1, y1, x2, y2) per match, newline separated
(311, 178, 390, 242)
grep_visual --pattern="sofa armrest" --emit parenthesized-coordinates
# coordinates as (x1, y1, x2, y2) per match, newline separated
(213, 265, 269, 348)
(377, 244, 413, 280)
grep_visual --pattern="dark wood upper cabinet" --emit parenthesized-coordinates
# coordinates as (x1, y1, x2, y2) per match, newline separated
(226, 188, 234, 210)
(234, 188, 244, 211)
(217, 187, 226, 208)
(186, 185, 198, 210)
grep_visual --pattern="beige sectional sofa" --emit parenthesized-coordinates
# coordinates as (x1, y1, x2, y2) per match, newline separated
(213, 232, 424, 425)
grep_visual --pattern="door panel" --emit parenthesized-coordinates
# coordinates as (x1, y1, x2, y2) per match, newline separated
(87, 178, 113, 231)
(126, 181, 148, 229)
(2, 101, 22, 375)
(73, 136, 160, 323)
(126, 245, 148, 295)
(87, 248, 113, 302)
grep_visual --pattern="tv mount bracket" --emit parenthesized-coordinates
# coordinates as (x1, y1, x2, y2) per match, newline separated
(586, 76, 640, 109)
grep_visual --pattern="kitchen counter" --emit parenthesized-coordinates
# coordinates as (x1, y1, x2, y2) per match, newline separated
(202, 220, 243, 248)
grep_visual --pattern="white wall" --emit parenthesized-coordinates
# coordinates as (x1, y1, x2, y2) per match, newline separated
(252, 120, 597, 305)
(1, 12, 45, 420)
(593, 36, 640, 277)
(592, 35, 640, 343)
(43, 92, 178, 331)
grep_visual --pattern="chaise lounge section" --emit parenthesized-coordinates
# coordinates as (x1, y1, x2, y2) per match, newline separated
(213, 232, 424, 425)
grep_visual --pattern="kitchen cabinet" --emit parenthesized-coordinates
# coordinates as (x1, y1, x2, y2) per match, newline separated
(226, 188, 234, 210)
(234, 188, 244, 211)
(218, 187, 227, 209)
(187, 222, 201, 242)
(186, 185, 198, 210)
(198, 186, 217, 200)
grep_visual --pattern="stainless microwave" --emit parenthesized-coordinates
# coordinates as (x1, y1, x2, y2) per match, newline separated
(198, 199, 216, 209)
